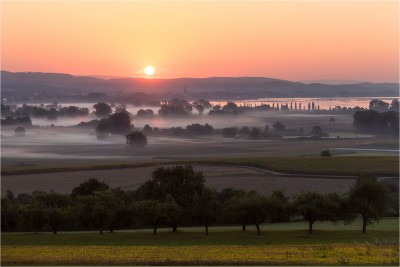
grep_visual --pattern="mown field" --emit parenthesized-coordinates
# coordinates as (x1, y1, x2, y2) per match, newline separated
(2, 218, 399, 266)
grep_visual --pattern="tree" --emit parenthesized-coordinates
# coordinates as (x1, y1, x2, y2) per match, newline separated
(93, 103, 112, 117)
(33, 192, 71, 234)
(353, 110, 399, 135)
(1, 197, 18, 231)
(75, 192, 117, 234)
(310, 126, 328, 137)
(192, 188, 221, 235)
(369, 99, 389, 112)
(108, 112, 131, 135)
(272, 122, 285, 132)
(143, 124, 153, 135)
(222, 194, 249, 231)
(267, 190, 291, 223)
(242, 193, 268, 235)
(250, 127, 261, 139)
(135, 165, 205, 209)
(294, 192, 325, 234)
(186, 123, 214, 135)
(348, 176, 387, 233)
(96, 118, 111, 139)
(238, 126, 250, 135)
(133, 200, 166, 235)
(126, 131, 148, 147)
(107, 188, 134, 233)
(390, 99, 399, 111)
(164, 195, 184, 232)
(14, 126, 26, 137)
(222, 127, 238, 138)
(194, 104, 204, 115)
(136, 109, 154, 119)
(323, 193, 355, 225)
(19, 204, 47, 232)
(71, 178, 110, 198)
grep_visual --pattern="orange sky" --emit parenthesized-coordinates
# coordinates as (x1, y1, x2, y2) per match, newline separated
(1, 1, 399, 82)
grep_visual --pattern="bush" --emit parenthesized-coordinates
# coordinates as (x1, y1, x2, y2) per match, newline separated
(320, 150, 331, 157)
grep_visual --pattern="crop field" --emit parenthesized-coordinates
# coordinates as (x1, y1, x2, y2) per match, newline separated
(2, 218, 399, 266)
(1, 164, 358, 196)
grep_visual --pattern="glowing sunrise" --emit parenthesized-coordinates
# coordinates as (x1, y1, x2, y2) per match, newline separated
(1, 1, 399, 266)
(1, 1, 398, 82)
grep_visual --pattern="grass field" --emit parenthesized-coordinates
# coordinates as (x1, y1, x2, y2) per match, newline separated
(2, 218, 399, 265)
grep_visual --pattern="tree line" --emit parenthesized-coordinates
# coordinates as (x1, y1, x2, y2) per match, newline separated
(2, 166, 397, 235)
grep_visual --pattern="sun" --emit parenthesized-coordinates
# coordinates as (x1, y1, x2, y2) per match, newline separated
(144, 65, 155, 76)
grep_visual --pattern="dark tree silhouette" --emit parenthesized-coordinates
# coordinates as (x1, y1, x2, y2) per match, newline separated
(126, 131, 148, 147)
(272, 122, 286, 132)
(349, 176, 387, 233)
(71, 178, 110, 198)
(93, 103, 112, 117)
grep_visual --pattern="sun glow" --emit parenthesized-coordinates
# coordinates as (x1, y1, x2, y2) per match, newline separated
(144, 66, 155, 76)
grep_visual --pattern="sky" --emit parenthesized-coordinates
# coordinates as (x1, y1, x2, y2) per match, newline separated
(1, 1, 399, 82)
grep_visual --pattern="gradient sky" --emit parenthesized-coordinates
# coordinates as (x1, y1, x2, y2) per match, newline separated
(1, 1, 399, 82)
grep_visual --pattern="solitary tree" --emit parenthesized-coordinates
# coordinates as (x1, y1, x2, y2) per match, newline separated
(126, 131, 148, 147)
(348, 176, 387, 233)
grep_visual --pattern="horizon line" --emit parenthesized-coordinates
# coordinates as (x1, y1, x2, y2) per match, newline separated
(1, 70, 399, 84)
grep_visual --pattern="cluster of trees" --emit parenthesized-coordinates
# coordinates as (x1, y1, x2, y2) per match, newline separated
(353, 110, 399, 135)
(369, 99, 399, 112)
(2, 166, 397, 236)
(140, 123, 214, 137)
(157, 99, 212, 117)
(96, 112, 133, 138)
(1, 116, 32, 127)
(4, 104, 89, 120)
(221, 123, 327, 139)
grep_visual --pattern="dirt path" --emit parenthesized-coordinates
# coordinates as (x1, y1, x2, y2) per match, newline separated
(1, 165, 356, 197)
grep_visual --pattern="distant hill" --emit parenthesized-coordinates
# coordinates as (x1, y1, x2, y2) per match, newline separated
(1, 71, 398, 98)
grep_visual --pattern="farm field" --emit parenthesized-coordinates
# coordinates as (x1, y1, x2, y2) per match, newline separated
(1, 160, 391, 196)
(2, 218, 399, 266)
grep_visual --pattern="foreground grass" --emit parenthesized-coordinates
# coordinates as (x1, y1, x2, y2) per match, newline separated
(2, 244, 398, 266)
(2, 155, 398, 176)
(2, 219, 398, 266)
(2, 218, 399, 246)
